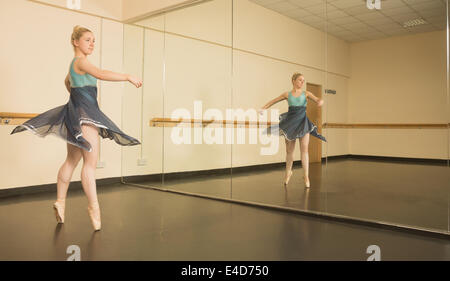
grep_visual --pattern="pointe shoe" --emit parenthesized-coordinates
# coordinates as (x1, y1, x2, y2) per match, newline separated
(303, 177, 311, 188)
(284, 170, 293, 185)
(53, 200, 65, 224)
(87, 203, 101, 231)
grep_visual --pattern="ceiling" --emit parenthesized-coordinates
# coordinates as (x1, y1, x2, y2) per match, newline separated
(250, 0, 447, 42)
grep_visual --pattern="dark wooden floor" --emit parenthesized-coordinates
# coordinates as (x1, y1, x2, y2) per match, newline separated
(0, 180, 449, 260)
(156, 159, 450, 232)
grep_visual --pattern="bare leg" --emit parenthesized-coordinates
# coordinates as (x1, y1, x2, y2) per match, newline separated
(80, 124, 100, 205)
(80, 124, 101, 231)
(56, 143, 82, 201)
(300, 133, 310, 187)
(53, 143, 82, 223)
(284, 138, 296, 184)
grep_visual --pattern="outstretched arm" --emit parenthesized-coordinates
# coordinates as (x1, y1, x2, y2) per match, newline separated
(306, 91, 324, 107)
(76, 57, 142, 88)
(261, 92, 288, 110)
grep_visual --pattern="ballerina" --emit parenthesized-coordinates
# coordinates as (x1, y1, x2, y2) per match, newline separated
(259, 73, 326, 187)
(11, 25, 143, 231)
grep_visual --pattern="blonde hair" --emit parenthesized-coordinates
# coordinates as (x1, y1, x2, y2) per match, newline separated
(291, 72, 303, 83)
(71, 25, 92, 50)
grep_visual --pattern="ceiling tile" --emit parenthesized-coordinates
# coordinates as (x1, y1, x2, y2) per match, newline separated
(303, 3, 337, 17)
(329, 0, 362, 9)
(417, 8, 447, 18)
(408, 1, 445, 12)
(363, 17, 400, 26)
(301, 14, 326, 23)
(251, 0, 446, 43)
(355, 11, 389, 21)
(267, 1, 301, 13)
(343, 5, 377, 16)
(378, 0, 409, 9)
(288, 0, 326, 8)
(327, 16, 361, 25)
(402, 0, 439, 5)
(390, 12, 423, 23)
(422, 14, 446, 23)
(284, 7, 312, 18)
(379, 6, 417, 16)
(405, 23, 438, 33)
(326, 24, 348, 33)
(326, 9, 351, 19)
(375, 22, 406, 31)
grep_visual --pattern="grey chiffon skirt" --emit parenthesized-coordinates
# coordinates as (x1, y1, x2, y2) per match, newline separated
(10, 86, 141, 152)
(265, 106, 326, 142)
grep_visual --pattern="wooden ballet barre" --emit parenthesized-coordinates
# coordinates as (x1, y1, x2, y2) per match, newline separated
(149, 119, 450, 129)
(0, 112, 38, 125)
(149, 118, 278, 128)
(323, 123, 449, 129)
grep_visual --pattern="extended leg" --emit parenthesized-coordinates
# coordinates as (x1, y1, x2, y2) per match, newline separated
(300, 133, 310, 187)
(284, 138, 296, 184)
(80, 124, 101, 231)
(56, 143, 82, 201)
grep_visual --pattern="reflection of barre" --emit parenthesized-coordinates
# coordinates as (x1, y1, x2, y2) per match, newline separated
(323, 123, 449, 129)
(149, 117, 279, 128)
(0, 112, 38, 125)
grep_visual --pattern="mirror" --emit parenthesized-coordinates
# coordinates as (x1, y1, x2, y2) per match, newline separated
(122, 0, 233, 197)
(121, 0, 450, 235)
(160, 0, 233, 197)
(121, 17, 165, 188)
(229, 0, 328, 211)
(323, 0, 449, 232)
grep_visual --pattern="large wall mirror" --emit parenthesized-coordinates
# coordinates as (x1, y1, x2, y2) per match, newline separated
(323, 0, 449, 233)
(122, 0, 450, 235)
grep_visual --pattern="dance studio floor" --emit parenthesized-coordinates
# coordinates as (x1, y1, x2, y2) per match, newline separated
(0, 172, 449, 260)
(157, 158, 450, 232)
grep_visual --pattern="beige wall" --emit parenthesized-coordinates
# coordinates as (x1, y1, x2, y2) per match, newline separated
(1, 0, 124, 189)
(232, 0, 350, 163)
(125, 0, 350, 174)
(2, 0, 447, 190)
(348, 31, 448, 159)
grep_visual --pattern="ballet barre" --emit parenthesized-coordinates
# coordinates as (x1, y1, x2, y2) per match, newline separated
(322, 123, 449, 129)
(149, 118, 278, 128)
(0, 112, 38, 125)
(2, 114, 448, 129)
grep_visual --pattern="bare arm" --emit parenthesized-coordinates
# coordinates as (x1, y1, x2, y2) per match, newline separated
(306, 91, 324, 107)
(76, 57, 127, 81)
(261, 92, 288, 110)
(64, 73, 71, 93)
(76, 57, 142, 87)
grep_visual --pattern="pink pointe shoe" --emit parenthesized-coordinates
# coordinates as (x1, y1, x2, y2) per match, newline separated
(284, 170, 293, 185)
(304, 177, 311, 188)
(87, 203, 101, 231)
(53, 200, 65, 224)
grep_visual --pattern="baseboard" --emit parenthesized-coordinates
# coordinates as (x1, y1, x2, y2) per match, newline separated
(0, 177, 122, 199)
(330, 154, 448, 165)
(2, 154, 447, 198)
